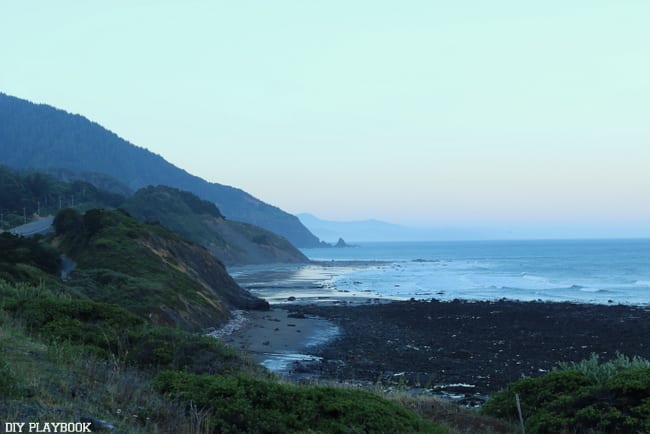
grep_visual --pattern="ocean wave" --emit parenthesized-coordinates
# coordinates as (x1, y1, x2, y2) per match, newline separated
(577, 287, 611, 293)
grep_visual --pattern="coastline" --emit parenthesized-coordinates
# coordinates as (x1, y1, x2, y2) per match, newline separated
(221, 257, 650, 406)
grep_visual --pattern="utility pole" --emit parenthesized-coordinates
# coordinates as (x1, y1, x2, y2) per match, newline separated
(59, 196, 62, 210)
(37, 201, 41, 216)
(23, 207, 27, 224)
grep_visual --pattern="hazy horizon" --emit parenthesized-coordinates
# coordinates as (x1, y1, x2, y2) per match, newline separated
(1, 1, 648, 238)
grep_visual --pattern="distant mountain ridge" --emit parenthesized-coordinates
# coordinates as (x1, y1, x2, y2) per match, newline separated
(297, 213, 487, 242)
(0, 92, 321, 247)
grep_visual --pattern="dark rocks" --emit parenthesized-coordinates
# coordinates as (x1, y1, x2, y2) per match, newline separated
(335, 238, 349, 248)
(451, 350, 473, 359)
(288, 300, 650, 396)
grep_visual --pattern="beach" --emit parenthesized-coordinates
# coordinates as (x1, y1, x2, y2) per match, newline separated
(220, 298, 650, 405)
(222, 242, 650, 404)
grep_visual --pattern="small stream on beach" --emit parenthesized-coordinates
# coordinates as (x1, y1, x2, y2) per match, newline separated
(210, 307, 341, 378)
(258, 321, 340, 374)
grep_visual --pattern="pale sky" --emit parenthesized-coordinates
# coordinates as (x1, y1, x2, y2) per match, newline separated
(1, 1, 649, 235)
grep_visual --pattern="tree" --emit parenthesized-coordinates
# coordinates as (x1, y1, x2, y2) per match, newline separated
(53, 208, 83, 235)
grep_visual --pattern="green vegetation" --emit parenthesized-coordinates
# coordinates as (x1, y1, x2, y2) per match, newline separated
(0, 232, 60, 283)
(154, 371, 449, 434)
(53, 207, 258, 330)
(126, 185, 224, 220)
(482, 353, 650, 433)
(0, 281, 262, 376)
(557, 352, 650, 385)
(0, 295, 228, 432)
(0, 280, 453, 432)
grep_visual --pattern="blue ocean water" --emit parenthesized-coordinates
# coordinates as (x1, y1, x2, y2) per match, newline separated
(300, 239, 650, 305)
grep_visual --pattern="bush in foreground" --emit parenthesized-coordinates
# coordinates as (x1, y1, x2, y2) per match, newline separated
(481, 354, 650, 433)
(154, 371, 449, 434)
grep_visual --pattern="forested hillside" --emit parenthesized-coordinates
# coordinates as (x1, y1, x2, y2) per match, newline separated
(0, 166, 123, 229)
(0, 92, 321, 247)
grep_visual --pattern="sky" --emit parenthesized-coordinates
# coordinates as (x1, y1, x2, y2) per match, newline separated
(1, 1, 649, 237)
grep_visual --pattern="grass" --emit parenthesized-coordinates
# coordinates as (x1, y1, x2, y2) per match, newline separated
(0, 320, 212, 432)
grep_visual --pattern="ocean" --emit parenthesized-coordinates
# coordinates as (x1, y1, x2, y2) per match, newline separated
(294, 239, 650, 305)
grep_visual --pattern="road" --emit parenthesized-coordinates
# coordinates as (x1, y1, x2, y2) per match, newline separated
(8, 215, 55, 237)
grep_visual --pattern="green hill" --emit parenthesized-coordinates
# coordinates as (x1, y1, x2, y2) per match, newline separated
(53, 208, 268, 331)
(123, 186, 308, 265)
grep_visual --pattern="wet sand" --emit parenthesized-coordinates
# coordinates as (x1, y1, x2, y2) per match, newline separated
(228, 261, 393, 306)
(217, 308, 339, 373)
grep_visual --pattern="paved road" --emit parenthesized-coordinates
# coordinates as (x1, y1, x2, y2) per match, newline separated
(8, 215, 55, 237)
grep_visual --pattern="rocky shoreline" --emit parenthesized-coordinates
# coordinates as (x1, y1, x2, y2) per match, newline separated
(283, 299, 650, 405)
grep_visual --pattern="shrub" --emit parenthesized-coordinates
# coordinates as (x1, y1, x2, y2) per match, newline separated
(0, 232, 60, 278)
(4, 296, 143, 357)
(53, 208, 84, 236)
(126, 327, 261, 376)
(482, 357, 650, 433)
(557, 352, 650, 386)
(0, 356, 21, 400)
(154, 371, 448, 434)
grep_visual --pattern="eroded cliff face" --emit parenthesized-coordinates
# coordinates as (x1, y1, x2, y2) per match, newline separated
(201, 218, 308, 266)
(55, 208, 268, 332)
(141, 233, 269, 311)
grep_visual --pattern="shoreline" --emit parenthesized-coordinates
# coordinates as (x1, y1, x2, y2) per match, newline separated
(218, 297, 650, 406)
(230, 260, 650, 308)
